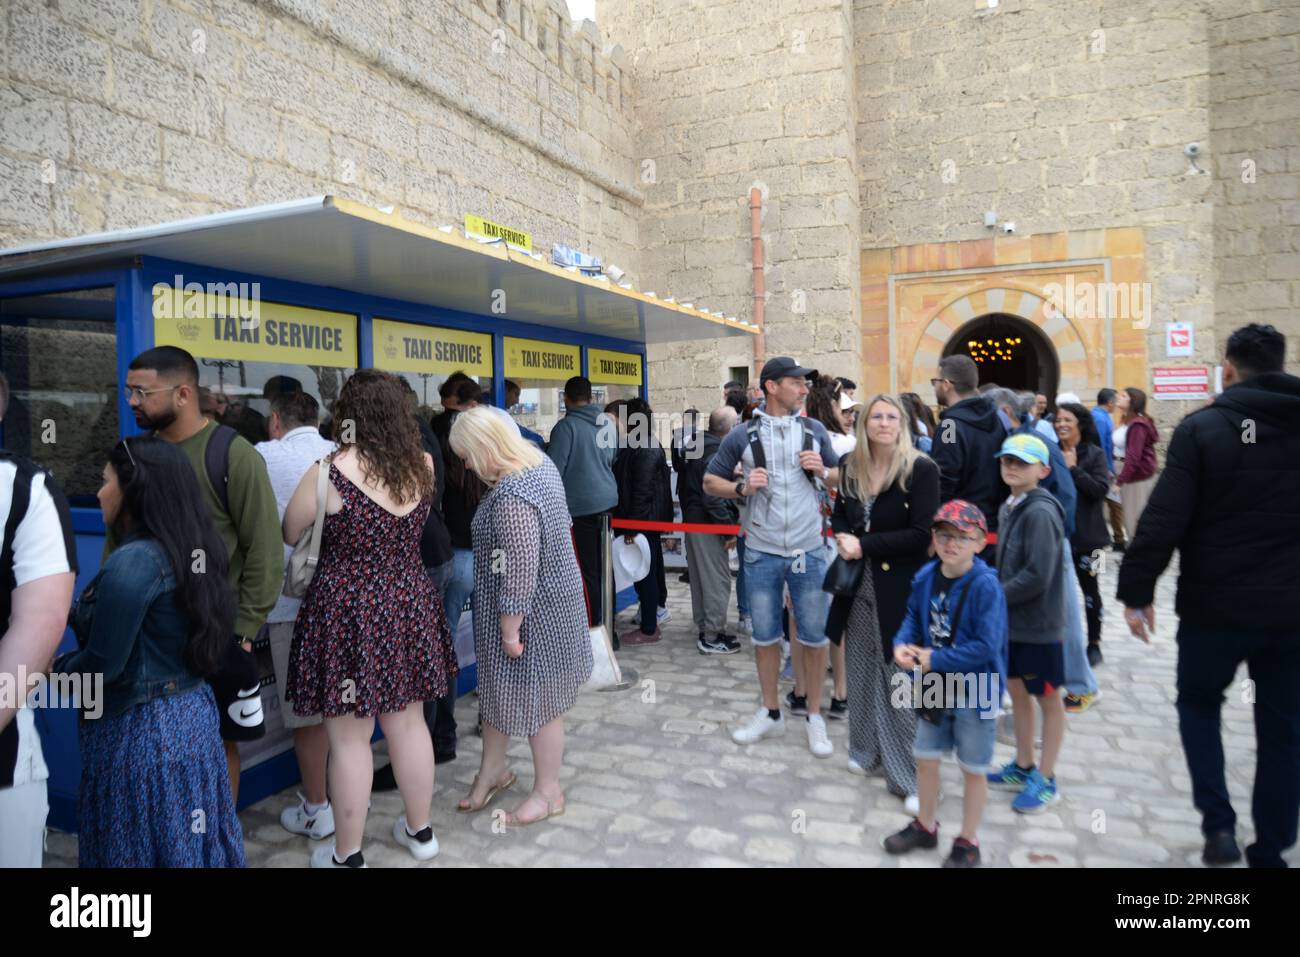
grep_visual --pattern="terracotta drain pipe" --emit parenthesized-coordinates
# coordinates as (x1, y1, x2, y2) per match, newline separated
(749, 186, 765, 378)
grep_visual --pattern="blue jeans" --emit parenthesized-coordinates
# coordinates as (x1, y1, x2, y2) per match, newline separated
(442, 547, 474, 636)
(742, 546, 829, 648)
(1060, 539, 1098, 696)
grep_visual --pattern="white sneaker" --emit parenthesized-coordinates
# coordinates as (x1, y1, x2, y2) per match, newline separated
(657, 606, 671, 625)
(737, 615, 752, 636)
(732, 706, 786, 744)
(280, 792, 335, 839)
(806, 714, 833, 758)
(904, 794, 920, 816)
(310, 843, 366, 868)
(393, 814, 440, 861)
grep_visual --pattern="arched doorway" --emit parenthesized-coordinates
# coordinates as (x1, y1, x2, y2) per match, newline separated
(942, 313, 1060, 399)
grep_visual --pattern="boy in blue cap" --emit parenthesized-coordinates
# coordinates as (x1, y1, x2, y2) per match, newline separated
(986, 433, 1068, 813)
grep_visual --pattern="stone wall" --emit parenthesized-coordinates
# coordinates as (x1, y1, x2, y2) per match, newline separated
(600, 0, 864, 419)
(0, 0, 642, 283)
(854, 0, 1222, 410)
(1209, 0, 1300, 361)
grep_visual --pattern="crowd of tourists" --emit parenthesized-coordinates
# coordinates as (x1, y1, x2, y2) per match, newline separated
(0, 322, 1295, 870)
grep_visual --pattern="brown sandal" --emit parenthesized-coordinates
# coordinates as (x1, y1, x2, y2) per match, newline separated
(504, 792, 565, 827)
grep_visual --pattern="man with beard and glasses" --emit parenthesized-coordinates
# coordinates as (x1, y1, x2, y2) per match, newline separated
(118, 346, 283, 803)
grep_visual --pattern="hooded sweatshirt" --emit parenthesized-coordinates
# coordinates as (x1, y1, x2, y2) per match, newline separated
(892, 556, 1008, 718)
(546, 402, 619, 517)
(1117, 415, 1159, 484)
(931, 395, 1010, 532)
(996, 486, 1066, 644)
(1118, 372, 1300, 633)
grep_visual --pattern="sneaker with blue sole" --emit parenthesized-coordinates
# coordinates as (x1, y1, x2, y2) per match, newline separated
(1011, 770, 1060, 814)
(987, 760, 1034, 792)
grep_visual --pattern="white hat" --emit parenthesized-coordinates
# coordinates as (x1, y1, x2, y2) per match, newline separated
(1055, 392, 1081, 406)
(612, 534, 652, 591)
(838, 392, 860, 411)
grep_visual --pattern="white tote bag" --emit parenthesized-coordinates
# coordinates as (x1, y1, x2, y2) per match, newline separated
(584, 624, 623, 690)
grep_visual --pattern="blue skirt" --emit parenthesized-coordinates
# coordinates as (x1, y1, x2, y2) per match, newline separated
(78, 684, 246, 868)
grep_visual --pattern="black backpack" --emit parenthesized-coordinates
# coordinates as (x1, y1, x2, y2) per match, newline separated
(745, 417, 818, 487)
(203, 424, 238, 514)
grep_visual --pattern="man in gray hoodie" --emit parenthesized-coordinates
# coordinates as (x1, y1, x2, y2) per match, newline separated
(547, 376, 619, 627)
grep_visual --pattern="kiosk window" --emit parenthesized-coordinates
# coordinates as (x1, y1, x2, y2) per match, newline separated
(371, 318, 494, 421)
(503, 337, 581, 443)
(195, 361, 354, 445)
(1, 288, 118, 503)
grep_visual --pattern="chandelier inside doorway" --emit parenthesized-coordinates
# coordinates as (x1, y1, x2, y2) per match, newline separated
(967, 334, 1023, 364)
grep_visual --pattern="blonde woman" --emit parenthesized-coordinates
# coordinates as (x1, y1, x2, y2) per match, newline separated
(826, 394, 940, 814)
(448, 407, 593, 825)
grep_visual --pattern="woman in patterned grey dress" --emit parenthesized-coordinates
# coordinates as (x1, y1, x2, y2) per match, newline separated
(827, 395, 940, 812)
(448, 407, 593, 825)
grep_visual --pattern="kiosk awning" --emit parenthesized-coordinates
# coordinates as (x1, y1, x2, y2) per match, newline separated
(0, 196, 756, 345)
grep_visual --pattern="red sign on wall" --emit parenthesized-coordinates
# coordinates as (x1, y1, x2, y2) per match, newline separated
(1152, 366, 1209, 400)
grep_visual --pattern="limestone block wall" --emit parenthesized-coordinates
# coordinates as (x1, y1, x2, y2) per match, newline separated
(0, 0, 642, 288)
(600, 0, 864, 419)
(1209, 0, 1300, 361)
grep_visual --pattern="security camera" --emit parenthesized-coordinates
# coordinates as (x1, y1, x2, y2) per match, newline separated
(1002, 222, 1016, 234)
(1184, 143, 1201, 157)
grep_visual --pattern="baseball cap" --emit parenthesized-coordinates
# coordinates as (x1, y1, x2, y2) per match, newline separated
(996, 433, 1051, 465)
(838, 391, 860, 411)
(760, 356, 818, 385)
(931, 499, 988, 536)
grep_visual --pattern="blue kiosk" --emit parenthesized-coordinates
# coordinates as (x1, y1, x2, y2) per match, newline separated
(0, 196, 756, 829)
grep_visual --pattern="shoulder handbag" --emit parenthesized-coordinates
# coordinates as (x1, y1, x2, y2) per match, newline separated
(917, 577, 974, 725)
(283, 456, 331, 598)
(822, 549, 865, 597)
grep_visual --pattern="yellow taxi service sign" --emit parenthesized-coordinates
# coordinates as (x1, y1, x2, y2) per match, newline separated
(588, 348, 642, 385)
(503, 337, 580, 381)
(373, 318, 493, 376)
(152, 284, 357, 366)
(464, 214, 531, 253)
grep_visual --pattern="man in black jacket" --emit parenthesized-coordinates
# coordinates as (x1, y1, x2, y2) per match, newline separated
(1118, 323, 1300, 869)
(611, 398, 674, 644)
(930, 355, 1009, 542)
(681, 407, 741, 655)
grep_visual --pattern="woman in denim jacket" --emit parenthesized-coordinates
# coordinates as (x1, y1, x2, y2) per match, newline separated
(51, 437, 245, 867)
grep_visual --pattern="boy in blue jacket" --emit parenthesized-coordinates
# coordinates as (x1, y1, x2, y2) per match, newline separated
(883, 500, 1008, 867)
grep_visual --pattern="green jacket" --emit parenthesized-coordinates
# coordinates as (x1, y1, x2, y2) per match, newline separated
(104, 421, 284, 639)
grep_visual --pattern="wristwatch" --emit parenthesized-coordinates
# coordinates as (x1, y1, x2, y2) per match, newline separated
(734, 478, 746, 497)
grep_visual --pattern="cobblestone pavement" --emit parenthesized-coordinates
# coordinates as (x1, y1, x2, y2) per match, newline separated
(45, 551, 1293, 868)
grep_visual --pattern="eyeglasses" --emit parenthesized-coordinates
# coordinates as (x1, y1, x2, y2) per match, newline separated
(933, 531, 977, 545)
(929, 378, 950, 389)
(123, 384, 179, 403)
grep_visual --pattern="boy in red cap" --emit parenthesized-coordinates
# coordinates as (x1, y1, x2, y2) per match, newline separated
(883, 500, 1008, 867)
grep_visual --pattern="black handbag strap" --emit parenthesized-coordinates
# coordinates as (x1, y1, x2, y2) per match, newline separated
(942, 576, 974, 650)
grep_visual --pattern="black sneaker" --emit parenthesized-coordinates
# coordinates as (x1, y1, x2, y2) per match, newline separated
(943, 837, 981, 867)
(827, 697, 848, 720)
(785, 691, 807, 717)
(1203, 830, 1242, 866)
(1087, 643, 1104, 667)
(882, 818, 938, 854)
(434, 750, 456, 764)
(698, 633, 741, 655)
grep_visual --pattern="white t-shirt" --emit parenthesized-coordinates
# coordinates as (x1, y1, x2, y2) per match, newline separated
(255, 426, 337, 624)
(1, 460, 77, 790)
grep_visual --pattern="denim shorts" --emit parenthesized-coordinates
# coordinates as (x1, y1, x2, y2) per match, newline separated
(742, 546, 829, 649)
(913, 706, 998, 774)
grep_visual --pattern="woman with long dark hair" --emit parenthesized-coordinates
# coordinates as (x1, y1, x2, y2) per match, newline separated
(1116, 386, 1159, 542)
(1054, 402, 1111, 682)
(284, 369, 459, 868)
(827, 394, 940, 814)
(899, 393, 935, 454)
(51, 437, 245, 866)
